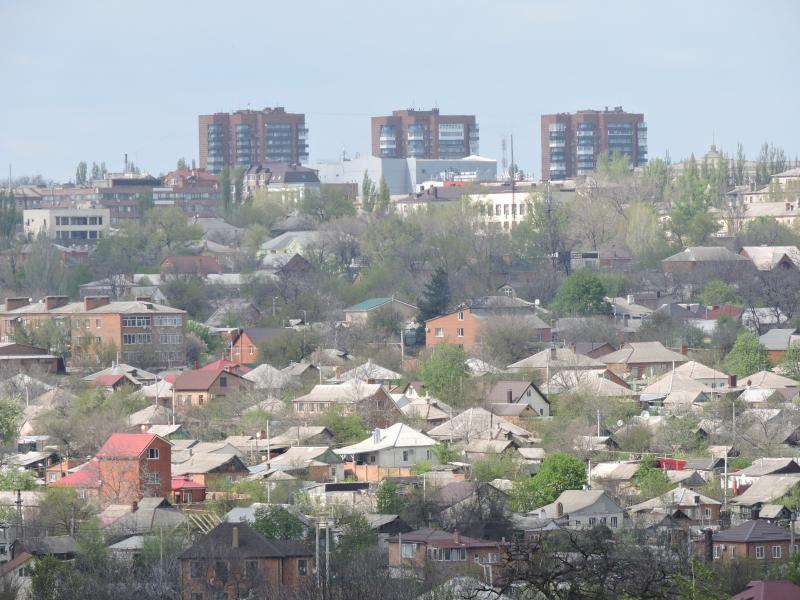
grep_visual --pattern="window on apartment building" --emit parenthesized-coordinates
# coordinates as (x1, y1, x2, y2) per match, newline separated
(435, 328, 444, 338)
(83, 320, 90, 328)
(401, 543, 415, 559)
(148, 448, 159, 460)
(755, 546, 765, 559)
(610, 516, 618, 528)
(713, 545, 720, 559)
(773, 546, 782, 559)
(219, 376, 227, 388)
(457, 311, 464, 321)
(95, 319, 101, 329)
(95, 337, 101, 343)
(456, 328, 464, 337)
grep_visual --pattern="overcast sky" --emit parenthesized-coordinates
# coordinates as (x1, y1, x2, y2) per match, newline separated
(1, 0, 797, 182)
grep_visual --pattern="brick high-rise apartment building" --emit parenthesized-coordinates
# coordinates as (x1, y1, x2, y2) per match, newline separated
(541, 107, 647, 180)
(0, 296, 187, 368)
(371, 109, 479, 159)
(198, 107, 308, 173)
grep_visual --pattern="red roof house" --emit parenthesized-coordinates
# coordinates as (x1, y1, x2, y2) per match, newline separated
(201, 358, 251, 375)
(172, 476, 207, 505)
(732, 580, 800, 600)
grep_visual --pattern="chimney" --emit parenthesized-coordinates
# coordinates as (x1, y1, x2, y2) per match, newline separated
(335, 366, 342, 380)
(4, 297, 30, 311)
(84, 296, 110, 311)
(732, 479, 738, 496)
(570, 343, 576, 354)
(550, 347, 557, 360)
(232, 526, 239, 548)
(626, 294, 635, 305)
(506, 390, 513, 403)
(556, 502, 564, 517)
(679, 343, 688, 355)
(623, 314, 630, 326)
(728, 374, 737, 388)
(453, 530, 460, 544)
(501, 254, 512, 266)
(131, 500, 138, 513)
(44, 296, 69, 311)
(704, 529, 713, 564)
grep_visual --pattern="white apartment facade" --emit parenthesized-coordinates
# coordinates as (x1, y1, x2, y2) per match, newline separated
(23, 207, 110, 242)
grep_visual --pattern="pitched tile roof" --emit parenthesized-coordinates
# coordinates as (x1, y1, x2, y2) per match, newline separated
(345, 297, 417, 312)
(334, 423, 435, 455)
(386, 527, 498, 549)
(601, 342, 689, 365)
(161, 255, 222, 274)
(172, 367, 239, 391)
(732, 580, 800, 600)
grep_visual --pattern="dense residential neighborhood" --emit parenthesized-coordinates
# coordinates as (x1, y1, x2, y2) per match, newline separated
(1, 2, 799, 599)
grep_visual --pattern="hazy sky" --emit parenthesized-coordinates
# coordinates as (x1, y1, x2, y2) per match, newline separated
(1, 0, 797, 182)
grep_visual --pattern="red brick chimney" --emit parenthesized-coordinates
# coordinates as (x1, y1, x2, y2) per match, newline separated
(84, 296, 111, 311)
(4, 297, 30, 311)
(453, 530, 460, 544)
(728, 374, 737, 388)
(44, 296, 69, 311)
(679, 343, 688, 355)
(556, 502, 564, 517)
(501, 254, 512, 265)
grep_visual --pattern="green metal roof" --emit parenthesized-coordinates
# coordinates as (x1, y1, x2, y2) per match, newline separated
(344, 297, 393, 312)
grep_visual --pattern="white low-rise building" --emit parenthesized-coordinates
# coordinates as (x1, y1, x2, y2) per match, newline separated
(23, 207, 110, 242)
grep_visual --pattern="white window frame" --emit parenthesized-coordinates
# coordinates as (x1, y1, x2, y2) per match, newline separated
(148, 448, 159, 460)
(772, 545, 782, 559)
(756, 545, 765, 559)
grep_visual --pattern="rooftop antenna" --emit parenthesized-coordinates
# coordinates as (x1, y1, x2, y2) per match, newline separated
(510, 134, 516, 203)
(501, 138, 508, 177)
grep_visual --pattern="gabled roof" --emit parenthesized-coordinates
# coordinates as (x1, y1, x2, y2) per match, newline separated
(127, 404, 172, 427)
(334, 423, 434, 455)
(662, 246, 750, 263)
(179, 522, 312, 560)
(50, 459, 100, 489)
(731, 475, 800, 506)
(172, 453, 248, 476)
(629, 487, 721, 513)
(344, 297, 417, 312)
(173, 367, 246, 391)
(426, 407, 533, 441)
(642, 372, 713, 395)
(741, 246, 800, 270)
(386, 527, 498, 549)
(744, 371, 798, 388)
(732, 580, 800, 600)
(543, 369, 634, 397)
(673, 360, 729, 381)
(486, 380, 538, 403)
(713, 520, 792, 543)
(759, 329, 799, 351)
(738, 458, 800, 477)
(293, 382, 385, 404)
(96, 433, 165, 459)
(330, 360, 402, 383)
(535, 490, 620, 517)
(161, 255, 222, 274)
(601, 342, 689, 365)
(507, 347, 604, 370)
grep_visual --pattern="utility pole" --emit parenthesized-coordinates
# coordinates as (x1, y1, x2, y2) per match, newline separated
(325, 521, 330, 589)
(315, 519, 320, 588)
(15, 490, 23, 542)
(596, 409, 601, 437)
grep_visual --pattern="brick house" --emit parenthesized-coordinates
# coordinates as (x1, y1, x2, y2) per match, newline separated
(51, 433, 172, 506)
(711, 520, 793, 562)
(425, 296, 550, 350)
(629, 487, 721, 527)
(0, 342, 64, 373)
(229, 327, 285, 365)
(172, 367, 254, 407)
(387, 528, 502, 584)
(172, 453, 250, 491)
(0, 296, 187, 368)
(179, 522, 313, 600)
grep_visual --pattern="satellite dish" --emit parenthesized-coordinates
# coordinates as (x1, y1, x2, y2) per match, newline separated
(616, 420, 624, 427)
(640, 410, 651, 420)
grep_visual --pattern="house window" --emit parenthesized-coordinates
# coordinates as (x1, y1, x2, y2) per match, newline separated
(610, 516, 618, 528)
(704, 508, 711, 518)
(146, 472, 160, 485)
(48, 473, 57, 482)
(298, 558, 308, 575)
(245, 560, 259, 578)
(369, 455, 376, 463)
(756, 546, 765, 559)
(402, 451, 409, 461)
(401, 543, 415, 558)
(297, 402, 305, 412)
(234, 347, 241, 355)
(457, 311, 464, 321)
(434, 328, 444, 338)
(248, 346, 254, 355)
(600, 517, 606, 525)
(219, 376, 227, 388)
(588, 517, 596, 526)
(215, 561, 229, 582)
(190, 561, 202, 578)
(488, 553, 500, 563)
(456, 328, 464, 337)
(148, 448, 159, 460)
(730, 546, 736, 558)
(573, 520, 581, 527)
(198, 395, 204, 405)
(713, 545, 720, 559)
(772, 545, 782, 559)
